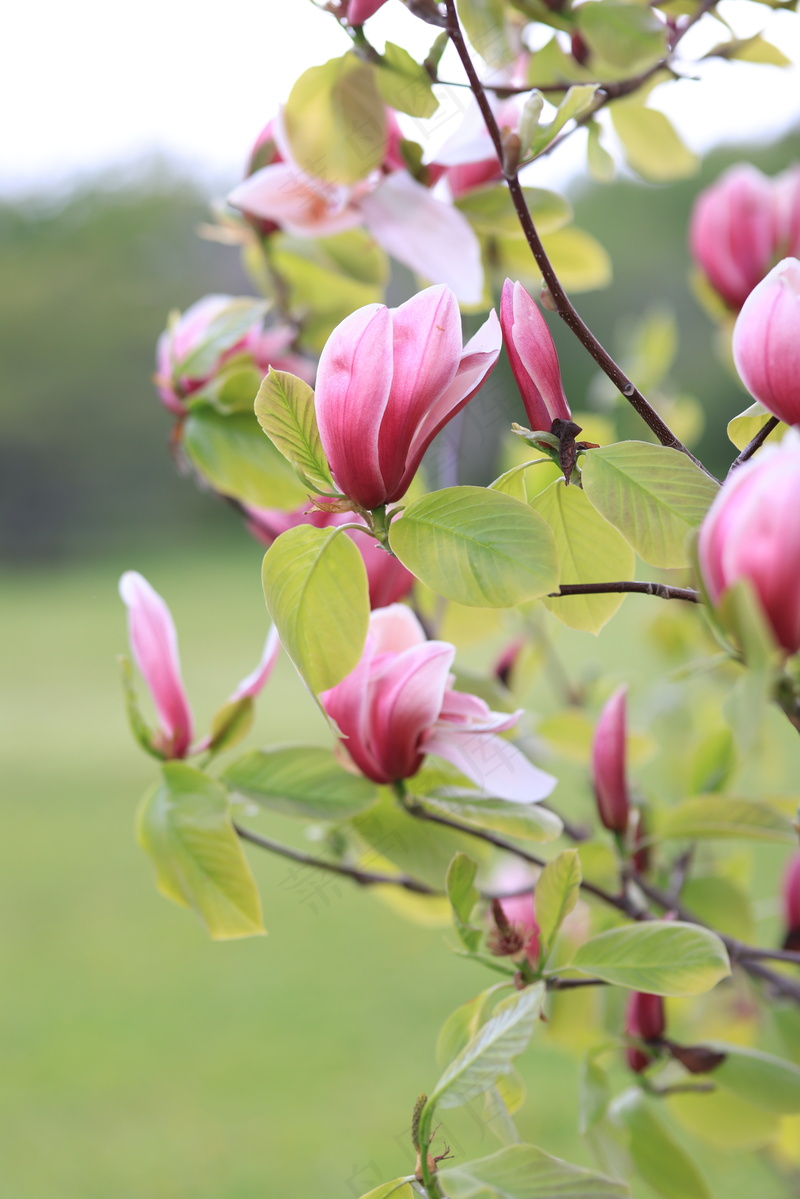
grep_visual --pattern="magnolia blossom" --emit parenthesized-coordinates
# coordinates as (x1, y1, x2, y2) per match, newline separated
(320, 605, 557, 802)
(347, 0, 388, 21)
(155, 295, 311, 414)
(732, 257, 800, 427)
(697, 430, 800, 657)
(783, 854, 800, 952)
(591, 686, 630, 834)
(244, 503, 414, 609)
(119, 571, 280, 758)
(494, 863, 541, 966)
(432, 95, 521, 200)
(228, 112, 484, 304)
(500, 279, 571, 431)
(315, 285, 501, 510)
(689, 164, 800, 310)
(625, 991, 666, 1074)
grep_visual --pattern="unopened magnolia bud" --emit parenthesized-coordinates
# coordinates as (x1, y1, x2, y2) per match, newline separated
(518, 92, 544, 154)
(591, 686, 631, 835)
(539, 285, 557, 312)
(502, 132, 522, 176)
(571, 32, 590, 66)
(733, 257, 800, 427)
(500, 279, 571, 430)
(783, 854, 800, 951)
(625, 991, 666, 1074)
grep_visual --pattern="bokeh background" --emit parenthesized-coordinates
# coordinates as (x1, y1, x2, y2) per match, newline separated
(3, 2, 800, 1196)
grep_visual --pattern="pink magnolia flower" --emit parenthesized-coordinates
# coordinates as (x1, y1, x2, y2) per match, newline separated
(155, 295, 312, 415)
(500, 279, 571, 431)
(227, 114, 484, 304)
(625, 991, 666, 1074)
(315, 284, 501, 510)
(244, 503, 414, 609)
(732, 257, 800, 427)
(433, 96, 520, 200)
(591, 686, 630, 834)
(119, 571, 280, 759)
(347, 0, 389, 22)
(320, 605, 557, 801)
(783, 854, 800, 952)
(697, 430, 800, 657)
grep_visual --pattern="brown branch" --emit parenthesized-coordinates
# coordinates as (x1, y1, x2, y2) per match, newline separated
(727, 416, 780, 477)
(550, 582, 701, 603)
(442, 0, 717, 483)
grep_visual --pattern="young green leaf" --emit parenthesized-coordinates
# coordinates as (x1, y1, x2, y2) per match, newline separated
(439, 1142, 629, 1198)
(611, 102, 699, 183)
(530, 85, 600, 157)
(436, 985, 509, 1068)
(205, 696, 254, 757)
(657, 797, 795, 844)
(283, 53, 387, 184)
(536, 849, 582, 959)
(223, 746, 377, 819)
(176, 298, 267, 379)
(706, 1043, 800, 1114)
(417, 794, 563, 843)
(568, 921, 730, 995)
(530, 479, 635, 633)
(254, 369, 335, 493)
(262, 525, 369, 694)
(137, 762, 265, 940)
(457, 185, 572, 237)
(581, 442, 719, 568)
(577, 2, 666, 72)
(429, 983, 545, 1109)
(612, 1090, 711, 1199)
(446, 852, 482, 952)
(183, 407, 307, 509)
(389, 486, 559, 608)
(579, 1056, 612, 1136)
(375, 42, 439, 118)
(358, 1181, 415, 1199)
(726, 399, 786, 450)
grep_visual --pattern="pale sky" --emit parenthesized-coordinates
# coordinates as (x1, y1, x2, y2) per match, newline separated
(2, 0, 799, 198)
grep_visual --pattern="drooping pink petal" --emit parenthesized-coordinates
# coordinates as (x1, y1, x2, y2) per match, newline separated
(228, 624, 281, 702)
(391, 309, 501, 500)
(377, 286, 463, 495)
(437, 690, 521, 734)
(501, 279, 570, 430)
(423, 728, 556, 803)
(315, 304, 394, 510)
(370, 642, 456, 780)
(228, 164, 362, 238)
(360, 171, 484, 304)
(119, 571, 193, 758)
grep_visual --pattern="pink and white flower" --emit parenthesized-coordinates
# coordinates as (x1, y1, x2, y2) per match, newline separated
(320, 605, 557, 802)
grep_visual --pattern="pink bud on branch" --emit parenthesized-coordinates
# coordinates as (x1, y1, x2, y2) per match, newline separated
(314, 285, 501, 510)
(625, 991, 666, 1074)
(320, 605, 556, 802)
(500, 279, 571, 432)
(732, 257, 800, 428)
(783, 854, 800, 952)
(697, 431, 800, 657)
(591, 686, 630, 835)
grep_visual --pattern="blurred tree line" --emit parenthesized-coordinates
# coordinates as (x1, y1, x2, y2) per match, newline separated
(0, 130, 797, 564)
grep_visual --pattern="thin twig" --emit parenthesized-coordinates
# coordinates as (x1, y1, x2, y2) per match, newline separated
(550, 582, 701, 603)
(546, 976, 609, 990)
(727, 416, 780, 477)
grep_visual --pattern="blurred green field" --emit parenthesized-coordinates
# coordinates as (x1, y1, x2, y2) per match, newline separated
(2, 549, 796, 1198)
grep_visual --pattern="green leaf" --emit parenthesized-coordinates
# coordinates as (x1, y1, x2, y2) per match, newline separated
(283, 53, 386, 184)
(531, 479, 636, 633)
(446, 852, 482, 952)
(577, 3, 667, 72)
(376, 42, 439, 118)
(536, 849, 581, 959)
(530, 85, 600, 156)
(657, 797, 795, 843)
(137, 762, 265, 940)
(680, 876, 755, 943)
(223, 746, 377, 819)
(389, 486, 559, 608)
(458, 185, 572, 237)
(490, 458, 562, 503)
(457, 0, 514, 68)
(706, 33, 792, 66)
(612, 1090, 711, 1199)
(580, 442, 719, 568)
(539, 227, 613, 292)
(436, 986, 507, 1068)
(353, 791, 481, 888)
(199, 357, 264, 415)
(254, 369, 335, 493)
(706, 1043, 800, 1113)
(611, 102, 699, 183)
(579, 1056, 611, 1136)
(358, 1181, 415, 1199)
(726, 399, 786, 450)
(118, 655, 159, 758)
(417, 794, 563, 843)
(568, 921, 730, 995)
(440, 1143, 630, 1199)
(262, 525, 369, 694)
(587, 120, 615, 183)
(176, 298, 268, 379)
(206, 696, 254, 756)
(686, 729, 735, 794)
(429, 983, 545, 1109)
(718, 576, 781, 668)
(182, 407, 307, 508)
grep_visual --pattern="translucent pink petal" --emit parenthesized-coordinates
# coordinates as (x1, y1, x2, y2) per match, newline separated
(229, 624, 281, 702)
(360, 172, 484, 304)
(315, 304, 394, 509)
(423, 729, 556, 802)
(369, 604, 427, 655)
(377, 286, 463, 495)
(228, 164, 362, 238)
(371, 642, 455, 780)
(437, 691, 521, 734)
(119, 571, 193, 758)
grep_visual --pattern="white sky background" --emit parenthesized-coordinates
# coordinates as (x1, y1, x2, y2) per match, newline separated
(2, 0, 800, 200)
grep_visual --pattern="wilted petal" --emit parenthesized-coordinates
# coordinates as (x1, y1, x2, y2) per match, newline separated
(423, 728, 556, 803)
(360, 172, 484, 304)
(119, 571, 193, 758)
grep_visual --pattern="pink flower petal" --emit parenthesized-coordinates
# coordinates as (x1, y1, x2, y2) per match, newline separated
(369, 603, 428, 655)
(423, 728, 556, 802)
(501, 279, 570, 430)
(228, 164, 362, 238)
(371, 642, 456, 780)
(229, 624, 281, 702)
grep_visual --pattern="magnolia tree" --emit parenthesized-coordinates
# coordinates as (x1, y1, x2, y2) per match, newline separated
(119, 0, 800, 1195)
